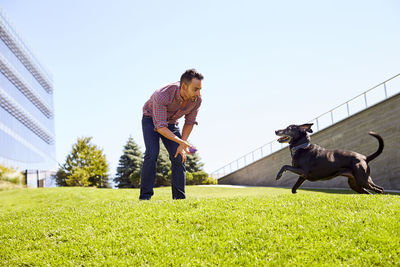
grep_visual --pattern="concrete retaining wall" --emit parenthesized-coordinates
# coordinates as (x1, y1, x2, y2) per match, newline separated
(219, 93, 400, 191)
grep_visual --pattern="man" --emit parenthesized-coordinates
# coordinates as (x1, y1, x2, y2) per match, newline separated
(140, 69, 203, 200)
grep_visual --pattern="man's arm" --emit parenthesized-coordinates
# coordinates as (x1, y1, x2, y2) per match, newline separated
(174, 123, 195, 162)
(181, 123, 194, 141)
(156, 127, 191, 150)
(156, 124, 194, 163)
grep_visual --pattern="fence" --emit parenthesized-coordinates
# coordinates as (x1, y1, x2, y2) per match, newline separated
(210, 73, 400, 179)
(25, 169, 56, 187)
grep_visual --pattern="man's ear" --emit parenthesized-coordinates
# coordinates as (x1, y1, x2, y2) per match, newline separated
(300, 123, 313, 133)
(180, 82, 187, 90)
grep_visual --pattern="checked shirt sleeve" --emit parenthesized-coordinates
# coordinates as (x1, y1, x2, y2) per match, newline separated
(185, 98, 202, 126)
(152, 89, 172, 129)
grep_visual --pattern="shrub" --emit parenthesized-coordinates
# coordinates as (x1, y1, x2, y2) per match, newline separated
(0, 165, 24, 185)
(202, 176, 218, 185)
(158, 170, 216, 186)
(186, 172, 194, 185)
(188, 171, 217, 185)
(192, 171, 208, 185)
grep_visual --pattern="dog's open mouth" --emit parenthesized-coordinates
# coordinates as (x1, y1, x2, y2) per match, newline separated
(277, 136, 290, 143)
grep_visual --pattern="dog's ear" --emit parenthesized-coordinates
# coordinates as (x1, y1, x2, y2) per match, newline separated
(300, 123, 313, 133)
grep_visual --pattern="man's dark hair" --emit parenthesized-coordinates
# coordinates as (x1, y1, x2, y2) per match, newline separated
(180, 69, 204, 85)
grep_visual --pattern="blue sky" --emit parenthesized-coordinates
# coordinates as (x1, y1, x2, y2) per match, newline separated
(0, 0, 399, 176)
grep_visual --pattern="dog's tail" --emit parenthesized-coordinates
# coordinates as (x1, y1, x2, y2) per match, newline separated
(366, 132, 384, 163)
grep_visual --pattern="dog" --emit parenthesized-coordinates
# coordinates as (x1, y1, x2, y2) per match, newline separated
(275, 123, 384, 194)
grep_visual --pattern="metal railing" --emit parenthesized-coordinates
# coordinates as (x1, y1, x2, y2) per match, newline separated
(210, 73, 400, 179)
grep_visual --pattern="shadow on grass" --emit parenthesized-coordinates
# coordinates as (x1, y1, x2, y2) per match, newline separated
(299, 187, 400, 195)
(300, 188, 354, 195)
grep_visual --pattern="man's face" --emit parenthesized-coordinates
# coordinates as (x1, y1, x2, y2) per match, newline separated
(182, 78, 202, 102)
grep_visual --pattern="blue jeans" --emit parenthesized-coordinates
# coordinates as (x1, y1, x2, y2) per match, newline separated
(140, 116, 186, 200)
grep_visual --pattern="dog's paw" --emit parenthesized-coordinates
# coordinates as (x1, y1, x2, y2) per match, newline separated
(291, 190, 297, 194)
(276, 174, 282, 180)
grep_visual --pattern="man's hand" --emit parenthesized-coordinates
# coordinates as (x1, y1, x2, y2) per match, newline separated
(174, 141, 191, 163)
(156, 126, 194, 164)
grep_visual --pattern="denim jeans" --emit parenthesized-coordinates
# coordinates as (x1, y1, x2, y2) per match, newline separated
(140, 116, 186, 200)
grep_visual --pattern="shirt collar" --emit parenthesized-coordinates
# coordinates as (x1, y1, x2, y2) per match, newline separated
(175, 82, 184, 103)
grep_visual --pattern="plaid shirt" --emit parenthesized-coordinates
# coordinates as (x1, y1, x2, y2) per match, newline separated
(143, 82, 202, 129)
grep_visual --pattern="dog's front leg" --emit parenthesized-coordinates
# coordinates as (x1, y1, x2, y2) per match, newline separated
(276, 165, 306, 180)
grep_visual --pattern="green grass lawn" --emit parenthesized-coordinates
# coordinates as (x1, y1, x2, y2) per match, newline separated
(0, 186, 399, 266)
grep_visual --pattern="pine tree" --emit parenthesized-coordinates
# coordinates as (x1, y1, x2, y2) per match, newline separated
(185, 152, 204, 173)
(114, 137, 143, 188)
(55, 137, 109, 187)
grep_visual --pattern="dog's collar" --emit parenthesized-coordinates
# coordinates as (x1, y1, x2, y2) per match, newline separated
(290, 142, 310, 156)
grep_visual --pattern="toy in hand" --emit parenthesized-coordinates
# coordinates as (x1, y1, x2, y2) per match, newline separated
(188, 146, 197, 154)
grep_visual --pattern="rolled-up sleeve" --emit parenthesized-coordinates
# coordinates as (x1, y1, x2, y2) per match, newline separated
(152, 91, 170, 129)
(185, 98, 202, 126)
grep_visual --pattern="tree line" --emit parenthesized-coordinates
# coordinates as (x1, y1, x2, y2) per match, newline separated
(55, 137, 216, 188)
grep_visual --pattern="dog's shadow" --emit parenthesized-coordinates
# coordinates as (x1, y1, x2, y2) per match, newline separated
(300, 188, 355, 195)
(300, 188, 400, 195)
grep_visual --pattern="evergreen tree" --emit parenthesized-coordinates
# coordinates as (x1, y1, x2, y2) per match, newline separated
(55, 137, 109, 187)
(155, 142, 171, 186)
(114, 137, 143, 188)
(185, 152, 204, 173)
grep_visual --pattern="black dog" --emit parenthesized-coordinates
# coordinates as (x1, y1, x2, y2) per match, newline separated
(275, 123, 384, 194)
